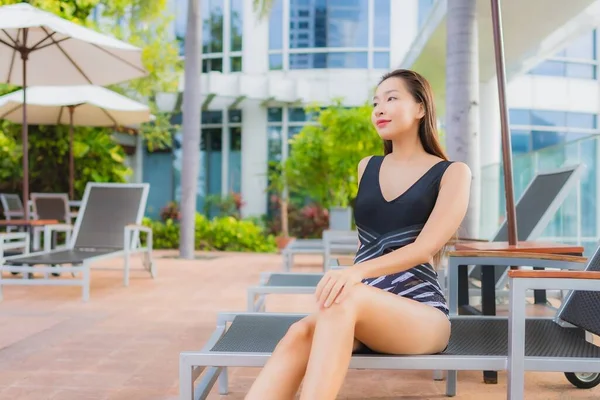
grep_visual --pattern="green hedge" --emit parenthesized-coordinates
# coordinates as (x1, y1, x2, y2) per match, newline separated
(142, 213, 277, 253)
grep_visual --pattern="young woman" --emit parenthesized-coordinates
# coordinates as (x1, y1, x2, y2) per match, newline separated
(246, 69, 472, 400)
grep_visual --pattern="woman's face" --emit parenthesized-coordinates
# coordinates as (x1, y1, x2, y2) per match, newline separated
(371, 77, 424, 140)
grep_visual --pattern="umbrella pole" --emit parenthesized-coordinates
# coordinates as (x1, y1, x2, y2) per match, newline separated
(20, 33, 29, 221)
(490, 0, 518, 245)
(68, 106, 75, 199)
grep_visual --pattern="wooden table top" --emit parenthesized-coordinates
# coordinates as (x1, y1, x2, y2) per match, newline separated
(0, 219, 59, 227)
(455, 240, 584, 255)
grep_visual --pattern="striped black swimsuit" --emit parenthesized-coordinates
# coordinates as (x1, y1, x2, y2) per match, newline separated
(353, 156, 452, 317)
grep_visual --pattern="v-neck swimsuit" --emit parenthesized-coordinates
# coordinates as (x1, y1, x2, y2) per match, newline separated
(353, 155, 453, 317)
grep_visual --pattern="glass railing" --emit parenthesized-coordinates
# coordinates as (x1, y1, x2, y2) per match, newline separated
(480, 134, 599, 256)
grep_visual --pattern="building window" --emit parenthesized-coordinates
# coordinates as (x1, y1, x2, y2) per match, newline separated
(266, 106, 319, 160)
(509, 108, 598, 154)
(173, 109, 243, 213)
(528, 31, 597, 79)
(266, 106, 318, 213)
(268, 0, 391, 70)
(175, 0, 243, 73)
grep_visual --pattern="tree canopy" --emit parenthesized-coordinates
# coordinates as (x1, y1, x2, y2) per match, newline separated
(0, 0, 182, 196)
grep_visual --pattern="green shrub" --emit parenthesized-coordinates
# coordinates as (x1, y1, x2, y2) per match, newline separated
(142, 213, 276, 253)
(142, 217, 179, 249)
(205, 216, 276, 252)
(0, 122, 131, 197)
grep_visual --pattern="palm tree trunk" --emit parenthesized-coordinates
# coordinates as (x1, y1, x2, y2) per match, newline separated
(179, 0, 203, 259)
(445, 0, 481, 238)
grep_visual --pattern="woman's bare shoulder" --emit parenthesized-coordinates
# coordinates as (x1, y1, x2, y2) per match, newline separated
(357, 155, 375, 183)
(441, 161, 471, 185)
(358, 155, 375, 171)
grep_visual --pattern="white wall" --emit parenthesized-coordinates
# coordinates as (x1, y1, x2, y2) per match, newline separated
(507, 74, 599, 112)
(390, 0, 419, 68)
(240, 101, 269, 217)
(240, 1, 269, 217)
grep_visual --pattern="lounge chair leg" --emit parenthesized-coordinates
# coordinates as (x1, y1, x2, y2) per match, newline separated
(124, 251, 130, 287)
(433, 370, 445, 381)
(247, 290, 256, 312)
(218, 367, 229, 395)
(179, 360, 194, 400)
(446, 370, 457, 397)
(259, 297, 266, 312)
(82, 265, 90, 302)
(146, 230, 154, 278)
(508, 279, 527, 400)
(283, 252, 291, 272)
(149, 259, 156, 279)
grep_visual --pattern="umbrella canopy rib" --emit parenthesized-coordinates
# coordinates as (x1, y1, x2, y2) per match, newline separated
(98, 107, 118, 126)
(0, 101, 20, 120)
(90, 43, 147, 75)
(41, 27, 93, 84)
(0, 28, 17, 46)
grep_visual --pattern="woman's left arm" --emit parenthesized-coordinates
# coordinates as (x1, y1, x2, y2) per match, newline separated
(316, 162, 471, 308)
(356, 161, 472, 279)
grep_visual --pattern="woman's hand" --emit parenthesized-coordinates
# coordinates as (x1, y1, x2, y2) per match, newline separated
(315, 267, 364, 309)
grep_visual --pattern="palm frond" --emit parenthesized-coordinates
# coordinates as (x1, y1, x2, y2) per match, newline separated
(253, 0, 276, 19)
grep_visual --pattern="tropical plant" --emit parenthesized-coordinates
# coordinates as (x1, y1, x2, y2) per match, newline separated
(252, 0, 276, 19)
(0, 123, 131, 197)
(0, 0, 182, 197)
(0, 0, 183, 151)
(204, 193, 244, 219)
(141, 212, 277, 253)
(284, 102, 383, 209)
(266, 160, 290, 239)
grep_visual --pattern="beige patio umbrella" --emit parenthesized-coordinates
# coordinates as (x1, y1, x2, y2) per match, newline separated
(0, 85, 153, 198)
(0, 3, 147, 218)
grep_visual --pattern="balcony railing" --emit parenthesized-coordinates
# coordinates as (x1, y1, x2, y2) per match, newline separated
(480, 134, 600, 256)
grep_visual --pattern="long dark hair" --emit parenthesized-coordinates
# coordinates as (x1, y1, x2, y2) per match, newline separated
(378, 69, 456, 268)
(379, 69, 447, 160)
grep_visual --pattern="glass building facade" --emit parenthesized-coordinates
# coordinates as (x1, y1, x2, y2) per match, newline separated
(174, 0, 244, 72)
(268, 0, 391, 70)
(142, 0, 600, 254)
(481, 134, 599, 255)
(171, 110, 242, 214)
(509, 109, 597, 154)
(527, 31, 597, 80)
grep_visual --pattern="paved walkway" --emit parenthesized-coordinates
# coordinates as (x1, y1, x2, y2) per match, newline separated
(0, 250, 597, 399)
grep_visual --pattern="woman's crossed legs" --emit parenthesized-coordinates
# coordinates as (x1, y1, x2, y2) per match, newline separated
(245, 283, 451, 400)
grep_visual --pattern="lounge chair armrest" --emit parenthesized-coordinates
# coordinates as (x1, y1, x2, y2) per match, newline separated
(125, 224, 152, 234)
(43, 224, 73, 252)
(43, 223, 73, 232)
(448, 250, 586, 264)
(0, 232, 29, 241)
(508, 270, 600, 280)
(124, 224, 153, 251)
(0, 231, 30, 255)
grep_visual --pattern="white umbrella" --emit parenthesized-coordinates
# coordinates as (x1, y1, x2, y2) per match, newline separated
(0, 85, 153, 198)
(0, 3, 147, 218)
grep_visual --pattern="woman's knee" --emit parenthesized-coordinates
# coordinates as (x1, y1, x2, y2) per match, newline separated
(277, 318, 314, 350)
(321, 283, 367, 317)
